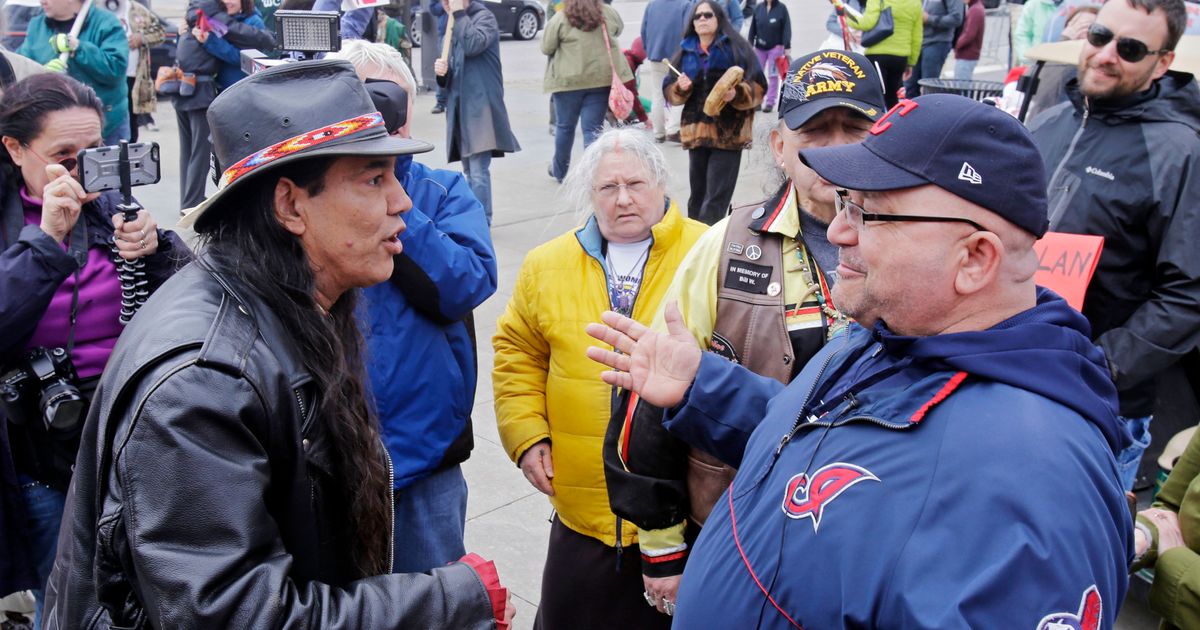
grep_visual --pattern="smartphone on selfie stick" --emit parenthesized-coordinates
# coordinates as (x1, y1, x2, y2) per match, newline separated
(77, 141, 162, 324)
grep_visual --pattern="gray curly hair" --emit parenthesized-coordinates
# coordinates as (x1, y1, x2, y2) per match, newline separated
(562, 125, 670, 221)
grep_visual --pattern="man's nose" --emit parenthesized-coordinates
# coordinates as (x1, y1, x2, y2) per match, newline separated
(828, 206, 857, 247)
(1092, 39, 1122, 65)
(390, 177, 412, 215)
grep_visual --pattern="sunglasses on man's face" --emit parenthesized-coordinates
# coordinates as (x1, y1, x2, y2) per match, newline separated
(693, 11, 715, 20)
(1086, 23, 1170, 63)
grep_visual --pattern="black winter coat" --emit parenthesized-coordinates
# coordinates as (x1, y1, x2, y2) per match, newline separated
(748, 0, 791, 51)
(1029, 71, 1200, 417)
(43, 257, 496, 629)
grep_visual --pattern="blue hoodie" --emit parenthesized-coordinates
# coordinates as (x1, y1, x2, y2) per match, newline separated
(361, 158, 497, 489)
(664, 289, 1132, 628)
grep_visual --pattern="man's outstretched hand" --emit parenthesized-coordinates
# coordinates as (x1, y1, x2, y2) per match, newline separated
(585, 301, 701, 409)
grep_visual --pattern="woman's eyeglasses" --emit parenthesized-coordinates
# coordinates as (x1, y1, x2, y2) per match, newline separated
(1086, 23, 1170, 63)
(693, 11, 715, 20)
(834, 189, 987, 232)
(23, 144, 79, 172)
(594, 180, 650, 199)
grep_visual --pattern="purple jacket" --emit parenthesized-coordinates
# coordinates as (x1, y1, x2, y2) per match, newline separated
(0, 178, 189, 592)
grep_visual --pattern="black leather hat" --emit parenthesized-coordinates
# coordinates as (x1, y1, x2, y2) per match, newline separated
(178, 59, 432, 230)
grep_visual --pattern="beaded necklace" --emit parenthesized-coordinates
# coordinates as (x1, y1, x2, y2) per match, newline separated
(796, 244, 849, 339)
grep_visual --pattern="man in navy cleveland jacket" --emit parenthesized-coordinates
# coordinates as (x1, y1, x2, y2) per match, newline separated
(586, 95, 1132, 627)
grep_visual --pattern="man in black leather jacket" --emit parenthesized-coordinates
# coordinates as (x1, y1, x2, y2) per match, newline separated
(43, 61, 511, 629)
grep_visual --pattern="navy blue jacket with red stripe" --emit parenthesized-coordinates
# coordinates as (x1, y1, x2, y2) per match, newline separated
(664, 289, 1132, 628)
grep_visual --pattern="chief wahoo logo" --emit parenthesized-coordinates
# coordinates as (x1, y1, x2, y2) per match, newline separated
(781, 463, 879, 532)
(1035, 586, 1102, 630)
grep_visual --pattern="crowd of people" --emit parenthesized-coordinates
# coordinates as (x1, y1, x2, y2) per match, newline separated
(0, 0, 1197, 627)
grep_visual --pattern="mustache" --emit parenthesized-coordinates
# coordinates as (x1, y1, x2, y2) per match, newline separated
(838, 250, 866, 272)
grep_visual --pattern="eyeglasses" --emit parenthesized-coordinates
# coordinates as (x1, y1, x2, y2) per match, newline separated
(594, 180, 650, 199)
(693, 11, 715, 20)
(23, 143, 78, 172)
(835, 190, 987, 232)
(1086, 23, 1170, 63)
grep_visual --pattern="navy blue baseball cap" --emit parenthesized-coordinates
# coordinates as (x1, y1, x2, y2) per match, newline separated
(778, 49, 886, 130)
(798, 94, 1049, 237)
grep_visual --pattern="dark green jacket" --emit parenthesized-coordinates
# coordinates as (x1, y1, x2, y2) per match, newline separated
(18, 8, 128, 138)
(1133, 427, 1200, 630)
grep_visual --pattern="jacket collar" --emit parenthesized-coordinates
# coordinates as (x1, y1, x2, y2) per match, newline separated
(748, 181, 801, 237)
(802, 326, 967, 430)
(574, 198, 686, 264)
(1067, 71, 1200, 130)
(681, 33, 730, 55)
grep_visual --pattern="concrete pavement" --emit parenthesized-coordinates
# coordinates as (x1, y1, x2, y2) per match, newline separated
(129, 0, 1158, 626)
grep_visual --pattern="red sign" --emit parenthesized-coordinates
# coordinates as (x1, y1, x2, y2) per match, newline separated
(1033, 232, 1104, 311)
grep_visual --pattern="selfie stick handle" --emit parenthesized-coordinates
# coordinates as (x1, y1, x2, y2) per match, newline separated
(112, 140, 148, 325)
(118, 140, 135, 209)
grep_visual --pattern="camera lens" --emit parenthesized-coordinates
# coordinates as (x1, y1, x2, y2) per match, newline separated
(41, 380, 86, 432)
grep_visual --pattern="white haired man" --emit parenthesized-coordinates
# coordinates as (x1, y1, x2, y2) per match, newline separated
(328, 40, 498, 574)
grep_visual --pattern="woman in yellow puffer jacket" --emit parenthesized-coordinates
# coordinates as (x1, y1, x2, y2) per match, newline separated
(493, 127, 706, 629)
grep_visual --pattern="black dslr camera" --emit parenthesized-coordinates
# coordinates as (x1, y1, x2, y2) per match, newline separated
(0, 347, 87, 432)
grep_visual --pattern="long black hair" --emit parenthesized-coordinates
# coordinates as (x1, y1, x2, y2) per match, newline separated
(195, 158, 393, 577)
(0, 73, 103, 185)
(676, 1, 763, 82)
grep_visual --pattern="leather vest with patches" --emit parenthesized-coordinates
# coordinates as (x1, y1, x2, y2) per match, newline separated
(687, 197, 799, 525)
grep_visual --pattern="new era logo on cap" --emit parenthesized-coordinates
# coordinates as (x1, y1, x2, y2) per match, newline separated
(958, 162, 982, 185)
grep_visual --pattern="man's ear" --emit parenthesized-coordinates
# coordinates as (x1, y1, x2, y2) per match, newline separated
(1152, 50, 1174, 83)
(2, 136, 25, 167)
(953, 231, 1003, 296)
(274, 177, 308, 237)
(768, 126, 785, 167)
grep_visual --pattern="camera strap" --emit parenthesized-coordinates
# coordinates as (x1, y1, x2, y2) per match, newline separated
(64, 213, 88, 358)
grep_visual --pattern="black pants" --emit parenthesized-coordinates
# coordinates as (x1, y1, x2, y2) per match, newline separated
(687, 146, 742, 226)
(176, 107, 212, 210)
(534, 517, 672, 630)
(867, 53, 908, 109)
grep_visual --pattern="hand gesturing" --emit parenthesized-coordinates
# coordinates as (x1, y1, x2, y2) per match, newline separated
(585, 301, 701, 409)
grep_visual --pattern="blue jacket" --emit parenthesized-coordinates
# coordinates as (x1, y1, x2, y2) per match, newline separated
(312, 0, 372, 40)
(430, 0, 449, 36)
(202, 11, 270, 90)
(640, 0, 692, 63)
(361, 158, 497, 489)
(665, 290, 1133, 628)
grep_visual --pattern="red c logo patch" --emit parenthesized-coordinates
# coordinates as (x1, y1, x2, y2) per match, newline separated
(1036, 585, 1102, 630)
(781, 462, 880, 532)
(869, 99, 919, 136)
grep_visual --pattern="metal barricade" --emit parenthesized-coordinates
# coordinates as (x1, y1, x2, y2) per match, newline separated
(917, 78, 1006, 101)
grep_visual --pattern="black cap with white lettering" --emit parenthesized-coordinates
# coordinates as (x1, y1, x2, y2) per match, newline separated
(778, 49, 886, 130)
(798, 94, 1049, 237)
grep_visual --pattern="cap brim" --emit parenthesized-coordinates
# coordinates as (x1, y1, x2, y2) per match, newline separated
(782, 97, 885, 130)
(798, 141, 928, 192)
(178, 135, 433, 230)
